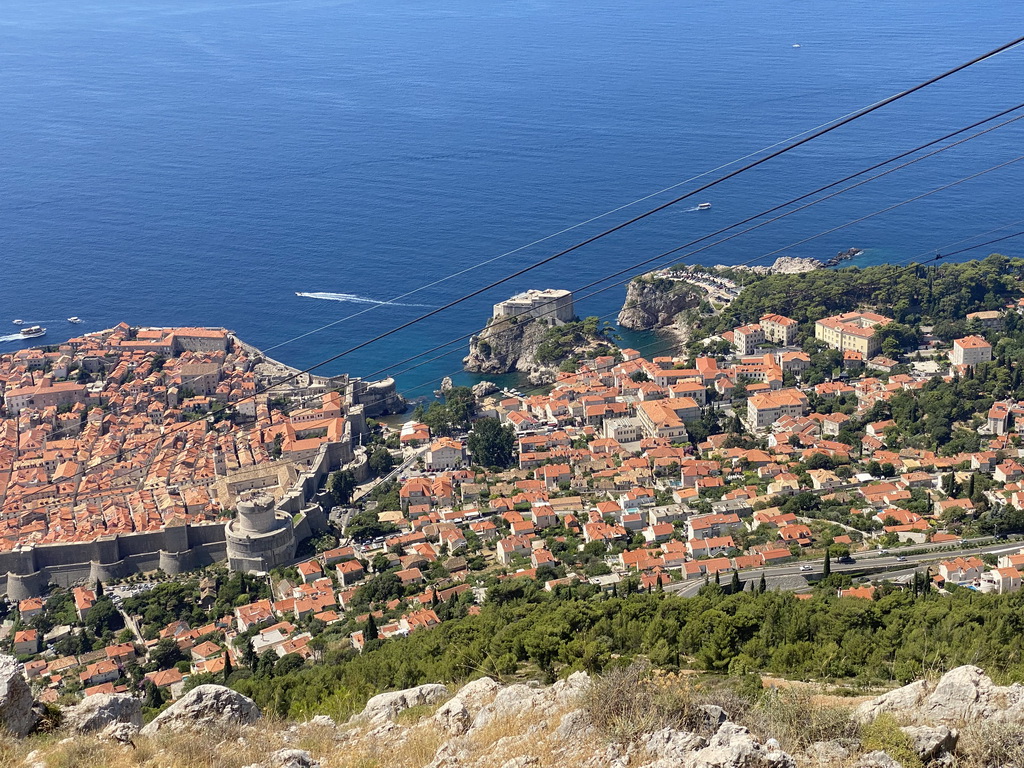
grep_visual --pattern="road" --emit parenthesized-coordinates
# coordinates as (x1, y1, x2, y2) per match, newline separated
(665, 537, 1022, 598)
(351, 445, 428, 503)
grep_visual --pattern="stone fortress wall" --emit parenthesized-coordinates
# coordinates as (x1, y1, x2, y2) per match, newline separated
(491, 289, 575, 326)
(0, 437, 361, 600)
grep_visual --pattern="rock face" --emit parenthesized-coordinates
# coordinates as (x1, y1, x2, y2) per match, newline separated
(855, 665, 1024, 726)
(471, 380, 499, 398)
(899, 725, 957, 761)
(463, 316, 608, 378)
(63, 693, 142, 734)
(463, 316, 552, 375)
(140, 685, 260, 735)
(618, 278, 700, 330)
(751, 256, 824, 275)
(359, 683, 449, 723)
(0, 655, 37, 737)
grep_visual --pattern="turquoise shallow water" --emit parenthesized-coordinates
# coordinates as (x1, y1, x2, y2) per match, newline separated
(1, 0, 1022, 395)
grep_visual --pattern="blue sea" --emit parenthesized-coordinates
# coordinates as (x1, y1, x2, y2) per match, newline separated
(2, 0, 1022, 398)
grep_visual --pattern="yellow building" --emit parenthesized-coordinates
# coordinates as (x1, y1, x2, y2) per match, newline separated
(814, 311, 893, 357)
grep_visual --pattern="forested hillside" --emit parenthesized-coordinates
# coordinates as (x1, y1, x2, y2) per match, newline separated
(230, 581, 1024, 720)
(698, 254, 1024, 334)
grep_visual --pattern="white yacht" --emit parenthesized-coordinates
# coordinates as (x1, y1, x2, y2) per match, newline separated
(12, 319, 23, 325)
(20, 326, 46, 339)
(68, 317, 82, 324)
(697, 202, 712, 211)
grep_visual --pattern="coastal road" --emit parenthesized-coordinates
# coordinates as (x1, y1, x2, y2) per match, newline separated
(665, 538, 1022, 598)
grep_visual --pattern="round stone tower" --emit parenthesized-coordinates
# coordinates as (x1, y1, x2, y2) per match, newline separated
(225, 493, 296, 573)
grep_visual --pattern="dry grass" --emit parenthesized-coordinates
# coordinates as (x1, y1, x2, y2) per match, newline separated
(954, 719, 1024, 768)
(740, 687, 860, 755)
(582, 662, 722, 744)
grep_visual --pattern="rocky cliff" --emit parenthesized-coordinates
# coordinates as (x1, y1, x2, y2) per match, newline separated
(617, 277, 701, 330)
(463, 316, 611, 384)
(463, 316, 551, 377)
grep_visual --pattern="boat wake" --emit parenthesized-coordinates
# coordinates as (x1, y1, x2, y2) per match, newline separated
(0, 334, 27, 343)
(295, 292, 431, 307)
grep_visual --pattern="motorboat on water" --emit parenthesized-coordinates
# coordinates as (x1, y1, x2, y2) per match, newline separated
(68, 317, 82, 323)
(697, 202, 712, 211)
(20, 326, 46, 339)
(12, 319, 23, 325)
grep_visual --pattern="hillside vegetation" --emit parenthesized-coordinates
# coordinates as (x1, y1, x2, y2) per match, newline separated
(229, 583, 1024, 722)
(691, 253, 1024, 335)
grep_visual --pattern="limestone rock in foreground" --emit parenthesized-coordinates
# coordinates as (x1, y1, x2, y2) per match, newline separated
(360, 683, 449, 723)
(63, 693, 142, 734)
(899, 724, 957, 761)
(140, 685, 260, 735)
(0, 655, 37, 737)
(855, 664, 1024, 726)
(687, 722, 796, 768)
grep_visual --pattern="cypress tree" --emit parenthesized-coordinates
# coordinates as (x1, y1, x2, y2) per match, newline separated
(95, 579, 104, 598)
(714, 569, 720, 585)
(758, 573, 767, 594)
(967, 473, 976, 500)
(222, 650, 232, 680)
(730, 570, 741, 593)
(365, 613, 379, 642)
(823, 550, 831, 578)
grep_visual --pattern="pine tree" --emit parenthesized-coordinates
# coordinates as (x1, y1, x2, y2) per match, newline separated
(365, 613, 379, 642)
(823, 550, 831, 578)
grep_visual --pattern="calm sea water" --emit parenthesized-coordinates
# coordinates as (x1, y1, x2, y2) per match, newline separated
(2, 0, 1022, 397)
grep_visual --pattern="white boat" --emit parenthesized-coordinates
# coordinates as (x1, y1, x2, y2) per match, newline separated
(20, 326, 46, 339)
(697, 202, 712, 211)
(12, 319, 23, 325)
(68, 317, 82, 323)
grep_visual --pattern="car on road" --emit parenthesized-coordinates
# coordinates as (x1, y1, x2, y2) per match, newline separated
(799, 564, 813, 572)
(896, 556, 907, 562)
(838, 555, 855, 564)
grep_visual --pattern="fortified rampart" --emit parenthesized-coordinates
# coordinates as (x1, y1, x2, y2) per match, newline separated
(492, 289, 574, 326)
(0, 437, 359, 597)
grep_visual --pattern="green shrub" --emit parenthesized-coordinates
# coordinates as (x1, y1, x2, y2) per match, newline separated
(860, 714, 923, 768)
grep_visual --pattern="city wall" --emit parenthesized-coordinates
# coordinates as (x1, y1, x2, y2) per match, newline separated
(1, 437, 360, 599)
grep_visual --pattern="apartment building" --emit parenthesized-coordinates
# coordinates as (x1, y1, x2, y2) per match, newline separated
(814, 311, 893, 357)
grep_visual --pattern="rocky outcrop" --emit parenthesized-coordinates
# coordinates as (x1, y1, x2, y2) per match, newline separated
(618, 278, 700, 330)
(63, 693, 142, 734)
(737, 256, 824, 276)
(140, 685, 260, 735)
(464, 316, 553, 376)
(0, 655, 36, 737)
(359, 683, 449, 723)
(471, 380, 498, 398)
(899, 725, 957, 761)
(688, 722, 796, 768)
(464, 316, 609, 380)
(855, 665, 1024, 726)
